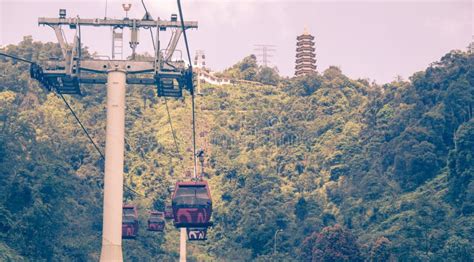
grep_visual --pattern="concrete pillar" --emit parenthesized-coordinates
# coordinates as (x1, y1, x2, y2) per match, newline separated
(100, 70, 126, 261)
(180, 228, 187, 262)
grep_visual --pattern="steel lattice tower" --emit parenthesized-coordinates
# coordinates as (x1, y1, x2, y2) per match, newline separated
(254, 44, 276, 67)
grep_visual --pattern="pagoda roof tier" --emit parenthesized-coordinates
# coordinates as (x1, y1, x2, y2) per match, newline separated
(297, 41, 315, 47)
(296, 46, 316, 52)
(297, 34, 315, 41)
(295, 69, 316, 76)
(295, 64, 317, 70)
(296, 58, 317, 64)
(296, 52, 316, 58)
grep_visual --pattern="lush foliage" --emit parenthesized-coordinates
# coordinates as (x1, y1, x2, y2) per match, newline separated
(0, 37, 472, 261)
(222, 54, 280, 85)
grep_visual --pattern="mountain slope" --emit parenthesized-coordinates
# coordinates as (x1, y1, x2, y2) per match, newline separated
(0, 37, 472, 261)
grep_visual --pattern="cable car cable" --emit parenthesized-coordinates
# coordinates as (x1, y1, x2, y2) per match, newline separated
(58, 93, 144, 197)
(164, 97, 182, 156)
(58, 95, 143, 196)
(57, 93, 144, 196)
(0, 53, 101, 157)
(141, 0, 151, 20)
(140, 0, 180, 155)
(141, 0, 186, 174)
(176, 0, 198, 179)
(141, 0, 156, 51)
(0, 52, 143, 197)
(57, 93, 105, 159)
(0, 52, 35, 64)
(176, 0, 193, 68)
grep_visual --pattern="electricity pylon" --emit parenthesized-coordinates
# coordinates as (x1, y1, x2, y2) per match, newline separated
(254, 44, 276, 67)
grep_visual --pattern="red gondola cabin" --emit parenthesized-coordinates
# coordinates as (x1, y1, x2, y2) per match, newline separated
(147, 211, 165, 232)
(171, 181, 213, 228)
(122, 205, 138, 239)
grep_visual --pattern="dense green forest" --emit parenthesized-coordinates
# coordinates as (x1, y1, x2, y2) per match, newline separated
(0, 37, 473, 261)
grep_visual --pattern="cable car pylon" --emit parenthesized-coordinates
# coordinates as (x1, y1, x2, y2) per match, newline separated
(2, 0, 205, 260)
(32, 4, 198, 261)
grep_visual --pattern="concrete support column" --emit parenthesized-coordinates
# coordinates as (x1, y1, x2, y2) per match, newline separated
(180, 228, 187, 262)
(100, 70, 126, 262)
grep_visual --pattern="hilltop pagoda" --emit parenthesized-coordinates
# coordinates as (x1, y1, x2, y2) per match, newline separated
(295, 29, 316, 76)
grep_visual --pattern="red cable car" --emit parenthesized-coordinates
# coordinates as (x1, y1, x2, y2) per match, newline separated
(122, 205, 139, 239)
(147, 211, 165, 232)
(164, 205, 174, 220)
(171, 180, 213, 228)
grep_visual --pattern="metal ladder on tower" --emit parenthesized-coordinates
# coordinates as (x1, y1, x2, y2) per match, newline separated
(112, 28, 123, 60)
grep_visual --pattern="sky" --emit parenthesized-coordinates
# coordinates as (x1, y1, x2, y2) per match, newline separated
(0, 0, 472, 83)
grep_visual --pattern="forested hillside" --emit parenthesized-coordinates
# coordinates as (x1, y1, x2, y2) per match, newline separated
(0, 37, 472, 261)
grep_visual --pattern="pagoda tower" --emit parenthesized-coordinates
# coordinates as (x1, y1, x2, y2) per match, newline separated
(295, 29, 316, 76)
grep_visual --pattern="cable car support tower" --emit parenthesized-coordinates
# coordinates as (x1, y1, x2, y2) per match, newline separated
(35, 7, 197, 261)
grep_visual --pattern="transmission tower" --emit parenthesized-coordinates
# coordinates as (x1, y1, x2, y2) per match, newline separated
(34, 6, 197, 262)
(254, 44, 276, 67)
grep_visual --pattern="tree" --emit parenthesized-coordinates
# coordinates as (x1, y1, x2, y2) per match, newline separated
(301, 224, 363, 262)
(369, 237, 392, 262)
(448, 119, 474, 208)
(256, 66, 280, 85)
(284, 72, 322, 96)
(295, 197, 308, 221)
(223, 54, 259, 81)
(439, 236, 473, 261)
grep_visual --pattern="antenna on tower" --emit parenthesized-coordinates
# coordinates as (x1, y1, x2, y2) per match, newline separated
(254, 44, 276, 67)
(122, 2, 132, 18)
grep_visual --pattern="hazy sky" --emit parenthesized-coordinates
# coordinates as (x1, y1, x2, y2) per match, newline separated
(1, 0, 472, 83)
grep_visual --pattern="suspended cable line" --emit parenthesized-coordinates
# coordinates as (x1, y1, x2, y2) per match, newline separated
(58, 94, 143, 197)
(164, 97, 181, 155)
(0, 54, 100, 157)
(141, 0, 156, 51)
(0, 52, 35, 64)
(176, 0, 193, 67)
(0, 52, 103, 159)
(58, 93, 105, 159)
(58, 92, 143, 197)
(140, 0, 186, 174)
(0, 51, 143, 197)
(177, 0, 198, 179)
(141, 0, 150, 19)
(104, 0, 108, 18)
